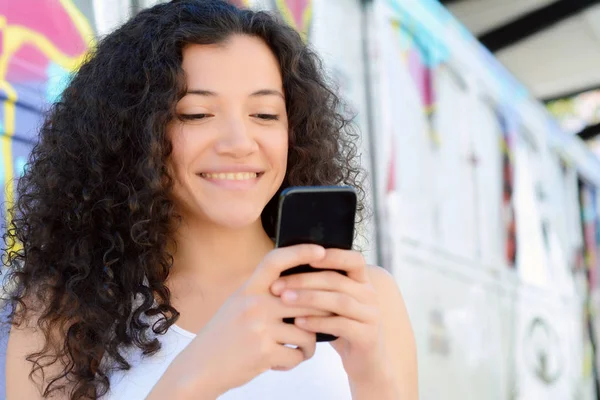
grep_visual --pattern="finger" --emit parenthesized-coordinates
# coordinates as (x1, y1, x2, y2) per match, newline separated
(281, 289, 375, 323)
(273, 323, 317, 361)
(295, 315, 375, 348)
(269, 343, 306, 371)
(271, 270, 369, 303)
(275, 305, 333, 319)
(309, 249, 369, 283)
(245, 245, 326, 293)
(262, 293, 332, 318)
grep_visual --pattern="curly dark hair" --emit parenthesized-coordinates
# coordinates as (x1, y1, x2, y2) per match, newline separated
(1, 0, 364, 398)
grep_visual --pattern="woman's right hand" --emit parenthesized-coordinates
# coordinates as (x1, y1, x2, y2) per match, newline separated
(148, 244, 329, 399)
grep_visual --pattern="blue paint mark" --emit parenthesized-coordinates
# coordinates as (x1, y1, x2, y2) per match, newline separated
(15, 156, 27, 177)
(0, 145, 5, 184)
(46, 62, 72, 104)
(0, 121, 4, 188)
(386, 0, 450, 66)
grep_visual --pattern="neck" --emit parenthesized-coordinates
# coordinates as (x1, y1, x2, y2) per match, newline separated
(167, 216, 274, 287)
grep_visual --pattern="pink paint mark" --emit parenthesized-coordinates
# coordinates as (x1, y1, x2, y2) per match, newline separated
(423, 67, 434, 109)
(1, 0, 87, 57)
(407, 48, 434, 110)
(283, 0, 311, 31)
(6, 46, 49, 82)
(386, 138, 396, 193)
(227, 0, 246, 7)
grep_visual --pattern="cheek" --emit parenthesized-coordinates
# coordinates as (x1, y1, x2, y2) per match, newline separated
(272, 137, 288, 179)
(260, 130, 287, 185)
(275, 129, 289, 164)
(167, 126, 192, 183)
(279, 138, 289, 166)
(169, 123, 209, 167)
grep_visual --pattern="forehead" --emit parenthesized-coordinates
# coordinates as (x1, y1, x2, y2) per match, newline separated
(180, 35, 283, 90)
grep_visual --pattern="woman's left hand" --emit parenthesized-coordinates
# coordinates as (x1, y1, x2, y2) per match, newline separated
(269, 249, 397, 392)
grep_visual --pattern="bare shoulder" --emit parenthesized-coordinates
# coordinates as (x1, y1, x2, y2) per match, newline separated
(366, 265, 408, 311)
(365, 265, 410, 327)
(6, 300, 68, 400)
(366, 265, 419, 400)
(366, 265, 399, 296)
(7, 322, 45, 399)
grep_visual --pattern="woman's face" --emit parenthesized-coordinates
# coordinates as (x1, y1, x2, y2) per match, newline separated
(167, 35, 289, 230)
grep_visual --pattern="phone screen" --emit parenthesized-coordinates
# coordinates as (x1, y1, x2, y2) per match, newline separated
(276, 187, 356, 250)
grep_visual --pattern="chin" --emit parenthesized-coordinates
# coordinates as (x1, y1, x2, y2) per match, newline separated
(205, 207, 264, 231)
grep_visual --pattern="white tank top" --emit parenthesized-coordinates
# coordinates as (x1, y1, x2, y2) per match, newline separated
(105, 323, 352, 399)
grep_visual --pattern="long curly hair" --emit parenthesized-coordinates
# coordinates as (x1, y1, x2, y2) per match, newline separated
(1, 0, 364, 398)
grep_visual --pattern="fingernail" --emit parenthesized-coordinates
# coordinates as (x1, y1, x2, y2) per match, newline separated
(271, 280, 285, 294)
(283, 290, 297, 302)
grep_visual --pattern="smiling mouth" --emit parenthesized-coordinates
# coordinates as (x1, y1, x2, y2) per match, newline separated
(199, 172, 263, 180)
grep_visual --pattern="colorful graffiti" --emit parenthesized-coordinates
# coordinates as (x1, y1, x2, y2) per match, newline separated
(383, 20, 439, 195)
(0, 0, 93, 233)
(273, 0, 313, 41)
(390, 20, 439, 147)
(385, 9, 519, 267)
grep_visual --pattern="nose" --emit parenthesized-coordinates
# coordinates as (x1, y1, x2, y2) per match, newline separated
(214, 115, 258, 158)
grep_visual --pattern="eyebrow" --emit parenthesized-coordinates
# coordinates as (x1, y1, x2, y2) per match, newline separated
(250, 89, 285, 100)
(185, 89, 285, 100)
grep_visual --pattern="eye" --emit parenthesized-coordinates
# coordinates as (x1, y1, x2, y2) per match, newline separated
(252, 114, 279, 121)
(179, 113, 212, 121)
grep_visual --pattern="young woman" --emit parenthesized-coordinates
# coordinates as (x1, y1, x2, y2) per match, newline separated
(4, 1, 417, 399)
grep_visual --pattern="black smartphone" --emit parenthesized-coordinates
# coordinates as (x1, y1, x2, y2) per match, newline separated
(275, 185, 357, 342)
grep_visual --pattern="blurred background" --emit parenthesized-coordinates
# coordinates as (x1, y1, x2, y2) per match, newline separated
(2, 0, 600, 399)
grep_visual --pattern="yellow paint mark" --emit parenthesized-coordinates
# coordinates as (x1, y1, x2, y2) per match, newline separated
(0, 25, 87, 77)
(302, 2, 313, 39)
(0, 82, 17, 250)
(583, 342, 593, 377)
(499, 137, 515, 164)
(561, 154, 574, 169)
(0, 0, 94, 252)
(428, 130, 441, 146)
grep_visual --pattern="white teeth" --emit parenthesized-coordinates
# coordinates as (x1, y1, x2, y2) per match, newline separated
(201, 172, 258, 180)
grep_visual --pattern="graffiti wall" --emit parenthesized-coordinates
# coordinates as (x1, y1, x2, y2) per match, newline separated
(0, 0, 94, 222)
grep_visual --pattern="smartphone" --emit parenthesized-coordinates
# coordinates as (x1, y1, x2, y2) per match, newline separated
(275, 185, 357, 342)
